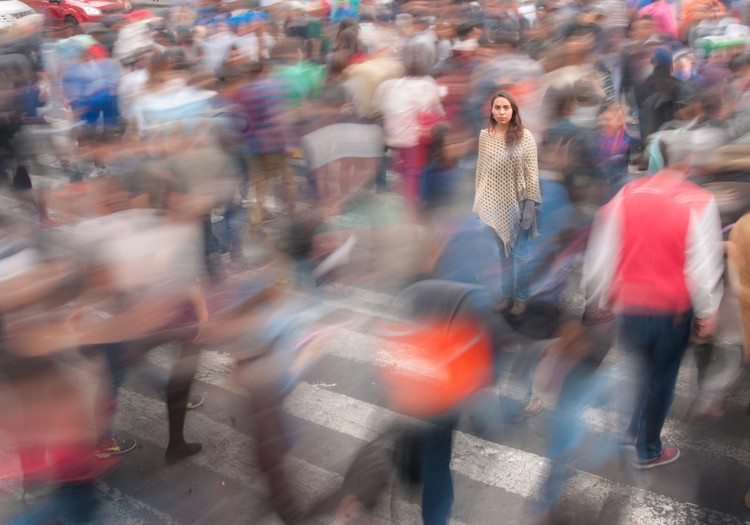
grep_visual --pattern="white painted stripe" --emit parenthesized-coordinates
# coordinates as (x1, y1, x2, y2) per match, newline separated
(286, 381, 747, 525)
(92, 482, 180, 525)
(322, 282, 403, 311)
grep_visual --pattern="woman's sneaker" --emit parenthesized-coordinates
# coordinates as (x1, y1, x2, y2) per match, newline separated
(96, 437, 137, 459)
(632, 448, 680, 470)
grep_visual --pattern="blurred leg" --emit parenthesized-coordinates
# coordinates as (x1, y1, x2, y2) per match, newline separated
(420, 415, 456, 525)
(165, 342, 202, 464)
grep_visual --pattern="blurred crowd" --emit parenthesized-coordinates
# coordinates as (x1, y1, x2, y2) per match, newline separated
(1, 0, 750, 523)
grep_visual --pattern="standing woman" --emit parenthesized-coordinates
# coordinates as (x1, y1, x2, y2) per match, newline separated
(474, 90, 541, 316)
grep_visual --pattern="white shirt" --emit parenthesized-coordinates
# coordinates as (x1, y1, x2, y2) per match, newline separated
(374, 76, 443, 148)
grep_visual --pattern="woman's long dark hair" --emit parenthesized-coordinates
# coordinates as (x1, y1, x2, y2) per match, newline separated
(488, 90, 524, 147)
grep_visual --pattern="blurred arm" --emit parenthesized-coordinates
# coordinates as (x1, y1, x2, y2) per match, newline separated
(0, 259, 77, 314)
(583, 198, 622, 310)
(686, 197, 724, 320)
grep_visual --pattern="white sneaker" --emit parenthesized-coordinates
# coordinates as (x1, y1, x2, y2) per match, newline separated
(88, 166, 107, 179)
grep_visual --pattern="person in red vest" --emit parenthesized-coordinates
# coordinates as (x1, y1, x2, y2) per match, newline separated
(584, 129, 724, 469)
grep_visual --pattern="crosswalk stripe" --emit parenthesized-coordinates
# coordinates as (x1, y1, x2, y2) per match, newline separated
(285, 381, 747, 525)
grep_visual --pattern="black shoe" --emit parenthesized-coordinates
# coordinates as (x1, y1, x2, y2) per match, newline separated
(165, 442, 202, 465)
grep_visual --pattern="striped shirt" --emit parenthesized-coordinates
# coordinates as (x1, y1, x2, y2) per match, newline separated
(232, 76, 291, 155)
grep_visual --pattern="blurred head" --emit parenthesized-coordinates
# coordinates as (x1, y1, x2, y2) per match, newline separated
(674, 48, 694, 73)
(563, 24, 597, 58)
(403, 40, 435, 76)
(573, 76, 605, 108)
(147, 50, 176, 85)
(651, 46, 673, 72)
(435, 21, 454, 40)
(456, 21, 481, 42)
(598, 102, 625, 136)
(413, 16, 430, 33)
(335, 27, 360, 54)
(337, 17, 359, 36)
(629, 16, 655, 41)
(394, 13, 414, 35)
(491, 23, 521, 51)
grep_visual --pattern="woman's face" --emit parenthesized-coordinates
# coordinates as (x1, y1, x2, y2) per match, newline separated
(492, 96, 514, 126)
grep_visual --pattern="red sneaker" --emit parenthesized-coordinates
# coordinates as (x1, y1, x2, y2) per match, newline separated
(632, 448, 680, 470)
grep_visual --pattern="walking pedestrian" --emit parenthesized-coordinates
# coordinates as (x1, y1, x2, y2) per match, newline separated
(584, 130, 724, 469)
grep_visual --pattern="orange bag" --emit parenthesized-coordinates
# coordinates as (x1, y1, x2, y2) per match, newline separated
(379, 319, 494, 418)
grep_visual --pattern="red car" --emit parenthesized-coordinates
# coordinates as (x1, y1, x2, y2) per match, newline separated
(21, 0, 131, 32)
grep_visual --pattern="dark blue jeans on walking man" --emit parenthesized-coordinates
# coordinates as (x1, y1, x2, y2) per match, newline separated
(619, 311, 693, 461)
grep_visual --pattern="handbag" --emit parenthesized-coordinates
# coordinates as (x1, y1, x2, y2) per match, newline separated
(378, 318, 493, 418)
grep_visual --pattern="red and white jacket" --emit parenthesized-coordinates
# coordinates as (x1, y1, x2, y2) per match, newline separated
(584, 169, 724, 318)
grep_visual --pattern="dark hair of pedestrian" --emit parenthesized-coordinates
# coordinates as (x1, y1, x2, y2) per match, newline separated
(548, 85, 575, 120)
(488, 90, 524, 147)
(491, 28, 520, 48)
(456, 21, 478, 40)
(328, 50, 350, 76)
(337, 17, 359, 35)
(427, 124, 450, 167)
(335, 27, 360, 54)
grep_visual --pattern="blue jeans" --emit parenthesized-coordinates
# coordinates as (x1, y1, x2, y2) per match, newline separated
(536, 360, 600, 513)
(620, 312, 693, 460)
(493, 228, 531, 302)
(420, 414, 457, 525)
